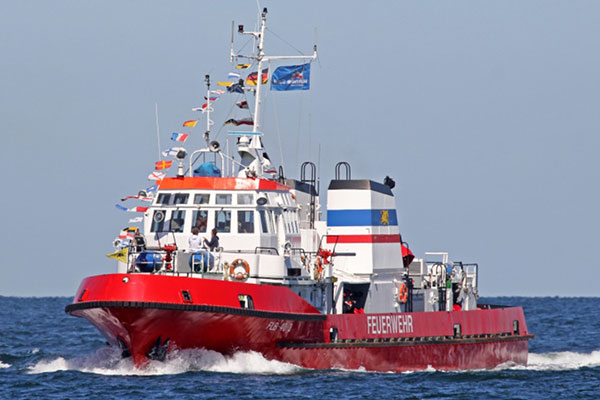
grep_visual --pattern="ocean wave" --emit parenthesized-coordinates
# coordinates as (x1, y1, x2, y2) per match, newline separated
(523, 350, 600, 371)
(27, 347, 304, 376)
(0, 361, 10, 369)
(490, 350, 600, 372)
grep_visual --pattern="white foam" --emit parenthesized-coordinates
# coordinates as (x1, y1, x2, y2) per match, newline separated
(26, 347, 600, 375)
(0, 361, 10, 369)
(520, 350, 600, 371)
(27, 347, 304, 376)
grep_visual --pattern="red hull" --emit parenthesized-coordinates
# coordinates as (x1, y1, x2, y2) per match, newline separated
(66, 274, 532, 372)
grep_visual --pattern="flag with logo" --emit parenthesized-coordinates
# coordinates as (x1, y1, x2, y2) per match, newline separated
(271, 63, 310, 91)
(106, 248, 129, 263)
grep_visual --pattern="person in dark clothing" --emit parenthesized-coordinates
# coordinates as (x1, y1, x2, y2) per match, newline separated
(133, 228, 146, 252)
(203, 228, 220, 251)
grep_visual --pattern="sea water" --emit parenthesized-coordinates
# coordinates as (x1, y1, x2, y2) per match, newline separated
(0, 297, 598, 399)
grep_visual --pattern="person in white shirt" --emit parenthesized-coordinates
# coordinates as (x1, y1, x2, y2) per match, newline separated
(189, 227, 202, 252)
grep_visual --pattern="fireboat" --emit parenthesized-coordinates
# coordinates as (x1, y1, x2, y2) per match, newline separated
(66, 8, 533, 372)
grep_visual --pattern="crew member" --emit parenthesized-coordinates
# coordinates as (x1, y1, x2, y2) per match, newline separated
(203, 228, 220, 251)
(133, 228, 146, 252)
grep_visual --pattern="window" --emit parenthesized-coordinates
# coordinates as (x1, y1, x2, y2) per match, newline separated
(156, 193, 171, 205)
(238, 294, 254, 309)
(259, 210, 269, 233)
(151, 210, 167, 232)
(215, 210, 231, 232)
(181, 290, 192, 303)
(453, 323, 462, 338)
(283, 211, 292, 233)
(174, 193, 189, 205)
(268, 210, 276, 232)
(194, 193, 210, 204)
(237, 193, 253, 205)
(237, 211, 254, 233)
(192, 210, 208, 233)
(216, 194, 232, 205)
(170, 210, 186, 232)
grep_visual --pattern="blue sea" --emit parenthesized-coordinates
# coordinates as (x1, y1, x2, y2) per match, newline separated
(0, 297, 598, 399)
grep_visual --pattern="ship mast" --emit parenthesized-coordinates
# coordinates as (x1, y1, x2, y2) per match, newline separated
(234, 8, 317, 176)
(204, 74, 212, 146)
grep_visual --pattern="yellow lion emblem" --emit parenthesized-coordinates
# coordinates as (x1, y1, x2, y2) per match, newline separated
(380, 210, 389, 225)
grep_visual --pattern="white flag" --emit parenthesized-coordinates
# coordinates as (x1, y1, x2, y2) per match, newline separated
(162, 147, 186, 158)
(148, 172, 166, 181)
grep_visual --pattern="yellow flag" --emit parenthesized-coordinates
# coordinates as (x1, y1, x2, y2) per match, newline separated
(106, 248, 128, 263)
(236, 63, 250, 69)
(217, 81, 233, 87)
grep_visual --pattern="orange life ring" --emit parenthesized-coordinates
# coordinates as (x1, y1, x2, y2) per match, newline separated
(229, 258, 250, 281)
(396, 282, 408, 304)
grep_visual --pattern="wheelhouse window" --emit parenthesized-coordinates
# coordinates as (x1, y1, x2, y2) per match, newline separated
(151, 210, 167, 232)
(216, 194, 232, 205)
(268, 210, 276, 232)
(192, 210, 208, 233)
(173, 193, 189, 205)
(156, 193, 171, 205)
(237, 211, 254, 233)
(194, 193, 210, 204)
(259, 210, 269, 233)
(215, 210, 231, 233)
(170, 210, 186, 232)
(237, 193, 253, 205)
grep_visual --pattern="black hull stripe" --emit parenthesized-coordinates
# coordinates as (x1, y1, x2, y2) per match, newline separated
(65, 301, 326, 322)
(278, 334, 535, 349)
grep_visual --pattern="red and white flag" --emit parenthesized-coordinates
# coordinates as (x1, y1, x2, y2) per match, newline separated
(148, 172, 166, 181)
(171, 133, 189, 142)
(121, 195, 153, 202)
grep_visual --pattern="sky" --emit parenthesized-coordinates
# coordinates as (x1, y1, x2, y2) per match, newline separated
(1, 1, 599, 297)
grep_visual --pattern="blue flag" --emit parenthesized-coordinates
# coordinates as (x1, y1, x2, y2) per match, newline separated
(271, 63, 310, 91)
